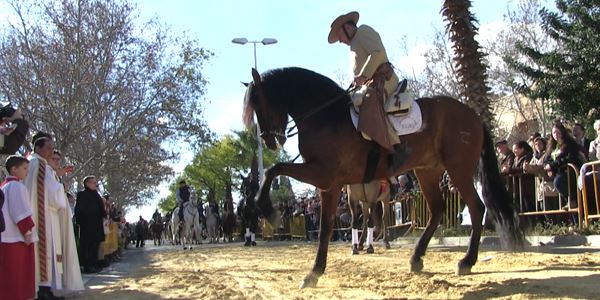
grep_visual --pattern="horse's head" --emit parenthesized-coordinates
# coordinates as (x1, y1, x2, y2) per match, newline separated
(243, 68, 288, 150)
(240, 173, 259, 201)
(189, 188, 199, 207)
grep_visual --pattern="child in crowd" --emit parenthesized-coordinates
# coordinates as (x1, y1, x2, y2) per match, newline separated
(0, 155, 37, 300)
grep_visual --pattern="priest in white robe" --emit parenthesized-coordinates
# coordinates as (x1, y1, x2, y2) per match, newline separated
(25, 132, 83, 299)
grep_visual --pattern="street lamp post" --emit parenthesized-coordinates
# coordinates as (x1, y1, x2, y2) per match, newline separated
(232, 37, 278, 184)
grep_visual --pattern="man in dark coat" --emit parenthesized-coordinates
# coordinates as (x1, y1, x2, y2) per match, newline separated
(135, 216, 147, 248)
(176, 180, 191, 222)
(74, 175, 106, 274)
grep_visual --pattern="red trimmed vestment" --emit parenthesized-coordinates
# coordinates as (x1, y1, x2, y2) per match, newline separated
(0, 176, 36, 300)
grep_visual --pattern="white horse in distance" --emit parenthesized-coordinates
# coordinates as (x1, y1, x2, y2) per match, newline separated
(171, 189, 202, 249)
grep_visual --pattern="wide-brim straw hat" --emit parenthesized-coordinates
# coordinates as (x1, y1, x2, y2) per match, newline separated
(327, 11, 359, 43)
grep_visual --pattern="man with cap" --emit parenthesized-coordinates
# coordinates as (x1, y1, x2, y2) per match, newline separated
(328, 11, 408, 171)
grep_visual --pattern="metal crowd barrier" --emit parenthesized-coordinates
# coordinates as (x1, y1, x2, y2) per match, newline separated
(262, 215, 308, 240)
(263, 161, 600, 241)
(513, 163, 582, 227)
(581, 160, 600, 226)
(390, 189, 462, 231)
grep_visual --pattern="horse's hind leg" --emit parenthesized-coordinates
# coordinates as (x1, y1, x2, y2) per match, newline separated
(410, 167, 445, 273)
(364, 201, 379, 254)
(446, 167, 484, 275)
(347, 185, 363, 255)
(301, 187, 341, 288)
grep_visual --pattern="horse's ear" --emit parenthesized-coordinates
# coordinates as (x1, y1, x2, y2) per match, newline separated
(251, 68, 261, 86)
(241, 81, 249, 87)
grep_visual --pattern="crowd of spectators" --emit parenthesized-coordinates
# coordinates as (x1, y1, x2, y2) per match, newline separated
(497, 119, 600, 224)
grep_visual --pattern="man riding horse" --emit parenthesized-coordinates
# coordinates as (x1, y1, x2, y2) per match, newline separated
(176, 180, 191, 222)
(328, 11, 408, 171)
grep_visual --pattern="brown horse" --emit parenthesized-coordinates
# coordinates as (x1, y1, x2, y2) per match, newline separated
(243, 67, 524, 288)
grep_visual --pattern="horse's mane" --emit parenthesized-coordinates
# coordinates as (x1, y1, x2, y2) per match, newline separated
(242, 67, 348, 130)
(242, 82, 255, 129)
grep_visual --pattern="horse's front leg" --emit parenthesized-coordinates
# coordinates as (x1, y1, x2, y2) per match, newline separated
(258, 162, 330, 224)
(300, 187, 341, 289)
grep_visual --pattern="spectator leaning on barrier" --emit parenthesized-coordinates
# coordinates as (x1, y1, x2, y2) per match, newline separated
(544, 121, 586, 209)
(507, 141, 535, 212)
(573, 123, 592, 161)
(496, 140, 515, 192)
(589, 119, 600, 161)
(524, 137, 559, 204)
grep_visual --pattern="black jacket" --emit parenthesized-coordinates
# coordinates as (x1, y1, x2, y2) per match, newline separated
(75, 188, 107, 243)
(546, 140, 585, 173)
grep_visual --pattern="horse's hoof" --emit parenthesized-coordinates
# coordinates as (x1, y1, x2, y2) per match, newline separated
(384, 241, 391, 249)
(410, 259, 424, 273)
(358, 244, 364, 251)
(351, 244, 359, 255)
(366, 245, 374, 254)
(299, 273, 319, 289)
(456, 264, 472, 276)
(244, 241, 251, 247)
(251, 241, 257, 246)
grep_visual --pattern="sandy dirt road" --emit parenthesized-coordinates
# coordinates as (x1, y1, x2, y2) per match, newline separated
(74, 241, 600, 299)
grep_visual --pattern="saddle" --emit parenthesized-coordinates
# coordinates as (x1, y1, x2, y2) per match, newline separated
(351, 79, 412, 116)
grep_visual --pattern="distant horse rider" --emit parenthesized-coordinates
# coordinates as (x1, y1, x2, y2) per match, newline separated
(152, 209, 161, 223)
(176, 180, 191, 222)
(208, 199, 221, 227)
(328, 11, 409, 170)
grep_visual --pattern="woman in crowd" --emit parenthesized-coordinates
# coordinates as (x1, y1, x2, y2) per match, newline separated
(524, 137, 560, 208)
(507, 141, 535, 212)
(544, 121, 586, 209)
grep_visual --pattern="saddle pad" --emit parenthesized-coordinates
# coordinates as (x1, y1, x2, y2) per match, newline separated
(350, 100, 423, 136)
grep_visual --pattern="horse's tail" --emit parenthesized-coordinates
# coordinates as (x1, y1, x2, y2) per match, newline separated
(479, 125, 525, 250)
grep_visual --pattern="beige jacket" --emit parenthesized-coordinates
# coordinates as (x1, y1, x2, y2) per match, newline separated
(350, 24, 398, 95)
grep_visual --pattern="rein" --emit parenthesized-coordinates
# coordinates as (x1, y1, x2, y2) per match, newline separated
(261, 86, 356, 139)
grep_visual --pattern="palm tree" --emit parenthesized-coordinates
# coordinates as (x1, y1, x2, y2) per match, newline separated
(441, 0, 494, 128)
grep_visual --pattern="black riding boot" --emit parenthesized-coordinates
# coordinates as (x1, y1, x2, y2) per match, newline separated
(178, 204, 184, 222)
(389, 143, 409, 171)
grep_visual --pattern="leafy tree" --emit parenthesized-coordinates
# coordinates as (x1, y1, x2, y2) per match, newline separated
(411, 28, 462, 99)
(484, 1, 555, 134)
(507, 0, 600, 127)
(180, 130, 286, 205)
(271, 176, 295, 204)
(0, 0, 213, 207)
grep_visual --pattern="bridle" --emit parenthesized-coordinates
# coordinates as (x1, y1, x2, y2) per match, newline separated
(257, 85, 357, 140)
